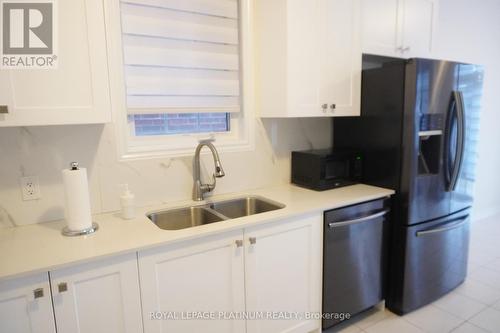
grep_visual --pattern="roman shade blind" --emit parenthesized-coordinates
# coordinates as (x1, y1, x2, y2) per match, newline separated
(120, 0, 241, 115)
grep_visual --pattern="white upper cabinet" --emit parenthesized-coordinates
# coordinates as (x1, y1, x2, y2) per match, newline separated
(401, 0, 438, 58)
(256, 0, 361, 117)
(362, 0, 438, 58)
(361, 0, 402, 57)
(319, 0, 362, 117)
(0, 273, 56, 333)
(50, 253, 143, 333)
(0, 0, 111, 127)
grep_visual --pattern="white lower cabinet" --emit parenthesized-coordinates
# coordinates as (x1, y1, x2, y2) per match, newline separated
(138, 230, 246, 333)
(138, 214, 322, 333)
(0, 272, 56, 333)
(245, 214, 322, 333)
(50, 253, 143, 333)
(0, 215, 322, 333)
(0, 253, 143, 333)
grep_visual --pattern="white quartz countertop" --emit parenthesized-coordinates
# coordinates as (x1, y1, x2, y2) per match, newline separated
(0, 184, 394, 281)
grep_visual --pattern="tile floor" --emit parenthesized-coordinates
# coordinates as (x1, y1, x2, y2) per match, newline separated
(324, 214, 500, 333)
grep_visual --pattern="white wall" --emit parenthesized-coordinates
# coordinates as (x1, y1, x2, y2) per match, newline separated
(0, 119, 331, 227)
(432, 0, 500, 220)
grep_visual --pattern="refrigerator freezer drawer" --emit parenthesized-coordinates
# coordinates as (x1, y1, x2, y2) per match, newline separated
(387, 209, 470, 315)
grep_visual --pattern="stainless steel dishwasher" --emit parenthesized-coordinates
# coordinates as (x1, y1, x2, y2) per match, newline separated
(322, 198, 390, 329)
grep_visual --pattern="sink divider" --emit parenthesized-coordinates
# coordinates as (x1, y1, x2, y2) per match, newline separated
(201, 206, 231, 221)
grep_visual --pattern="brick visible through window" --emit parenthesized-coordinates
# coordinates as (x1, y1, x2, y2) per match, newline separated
(129, 113, 230, 136)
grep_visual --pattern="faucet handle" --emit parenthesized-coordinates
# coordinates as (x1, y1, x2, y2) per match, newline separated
(200, 175, 217, 193)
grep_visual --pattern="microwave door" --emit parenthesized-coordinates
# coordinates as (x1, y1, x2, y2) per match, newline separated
(324, 159, 349, 181)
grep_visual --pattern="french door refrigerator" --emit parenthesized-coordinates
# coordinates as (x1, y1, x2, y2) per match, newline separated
(334, 57, 484, 314)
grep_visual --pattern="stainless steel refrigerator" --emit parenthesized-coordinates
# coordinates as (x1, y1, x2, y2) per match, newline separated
(334, 57, 484, 314)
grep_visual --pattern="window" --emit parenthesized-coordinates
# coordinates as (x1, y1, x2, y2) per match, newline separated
(129, 113, 230, 136)
(110, 0, 253, 159)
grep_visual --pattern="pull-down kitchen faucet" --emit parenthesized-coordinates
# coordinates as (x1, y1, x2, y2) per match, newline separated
(193, 140, 225, 201)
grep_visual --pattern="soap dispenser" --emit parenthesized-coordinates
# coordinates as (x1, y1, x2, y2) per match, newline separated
(120, 184, 135, 220)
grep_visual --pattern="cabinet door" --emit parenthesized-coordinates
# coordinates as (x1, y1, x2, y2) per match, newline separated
(138, 231, 246, 333)
(401, 0, 438, 58)
(0, 272, 56, 333)
(361, 0, 403, 57)
(319, 0, 362, 117)
(245, 214, 322, 333)
(286, 0, 322, 117)
(0, 0, 110, 127)
(50, 253, 143, 333)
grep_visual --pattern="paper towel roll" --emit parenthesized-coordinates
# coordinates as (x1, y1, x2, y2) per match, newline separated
(62, 167, 92, 231)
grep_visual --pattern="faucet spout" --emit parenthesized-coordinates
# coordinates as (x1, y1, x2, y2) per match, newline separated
(193, 141, 225, 201)
(215, 160, 225, 178)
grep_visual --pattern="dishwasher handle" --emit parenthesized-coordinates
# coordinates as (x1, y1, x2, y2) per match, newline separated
(328, 209, 389, 229)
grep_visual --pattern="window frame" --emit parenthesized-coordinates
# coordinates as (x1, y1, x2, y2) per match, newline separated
(105, 0, 255, 160)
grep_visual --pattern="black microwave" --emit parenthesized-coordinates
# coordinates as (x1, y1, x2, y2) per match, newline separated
(291, 149, 363, 191)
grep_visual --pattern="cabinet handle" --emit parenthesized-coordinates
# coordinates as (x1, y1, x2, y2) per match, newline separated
(33, 288, 44, 299)
(235, 239, 243, 247)
(58, 282, 68, 293)
(0, 105, 8, 114)
(396, 46, 410, 53)
(321, 104, 328, 113)
(249, 237, 257, 245)
(330, 104, 336, 112)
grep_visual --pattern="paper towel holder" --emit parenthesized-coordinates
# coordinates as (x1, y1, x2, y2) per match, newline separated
(62, 222, 99, 237)
(61, 161, 99, 236)
(70, 161, 79, 170)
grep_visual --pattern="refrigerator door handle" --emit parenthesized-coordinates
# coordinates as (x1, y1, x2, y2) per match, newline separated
(449, 91, 466, 191)
(445, 91, 466, 192)
(444, 94, 456, 188)
(416, 215, 468, 237)
(328, 209, 389, 228)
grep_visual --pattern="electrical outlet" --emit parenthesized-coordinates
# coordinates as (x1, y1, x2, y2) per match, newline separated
(20, 176, 41, 201)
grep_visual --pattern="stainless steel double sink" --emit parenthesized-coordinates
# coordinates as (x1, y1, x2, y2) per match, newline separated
(147, 196, 285, 231)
